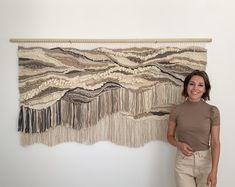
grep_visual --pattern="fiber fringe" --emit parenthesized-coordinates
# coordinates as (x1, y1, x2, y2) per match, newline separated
(19, 83, 183, 134)
(21, 113, 169, 147)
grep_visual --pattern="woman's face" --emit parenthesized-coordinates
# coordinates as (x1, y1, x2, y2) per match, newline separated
(187, 75, 206, 102)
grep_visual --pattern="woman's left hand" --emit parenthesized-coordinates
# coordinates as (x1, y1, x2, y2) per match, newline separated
(207, 171, 217, 187)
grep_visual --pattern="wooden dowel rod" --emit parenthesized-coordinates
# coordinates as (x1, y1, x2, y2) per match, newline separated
(9, 38, 212, 43)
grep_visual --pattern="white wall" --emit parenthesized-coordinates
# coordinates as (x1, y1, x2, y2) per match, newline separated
(0, 0, 234, 186)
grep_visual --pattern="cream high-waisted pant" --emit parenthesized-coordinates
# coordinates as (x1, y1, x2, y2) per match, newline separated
(175, 149, 212, 187)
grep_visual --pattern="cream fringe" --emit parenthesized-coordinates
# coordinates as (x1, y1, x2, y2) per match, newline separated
(21, 112, 169, 147)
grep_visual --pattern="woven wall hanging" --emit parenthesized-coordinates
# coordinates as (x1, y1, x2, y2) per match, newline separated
(11, 38, 211, 147)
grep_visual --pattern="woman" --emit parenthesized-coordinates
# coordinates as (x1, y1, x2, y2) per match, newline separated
(167, 70, 220, 187)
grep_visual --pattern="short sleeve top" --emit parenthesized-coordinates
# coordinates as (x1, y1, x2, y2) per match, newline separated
(169, 100, 220, 151)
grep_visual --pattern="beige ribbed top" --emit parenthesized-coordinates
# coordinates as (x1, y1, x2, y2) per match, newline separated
(169, 100, 220, 151)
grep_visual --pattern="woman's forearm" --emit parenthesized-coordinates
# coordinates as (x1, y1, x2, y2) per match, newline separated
(211, 141, 220, 173)
(167, 122, 181, 149)
(167, 135, 181, 149)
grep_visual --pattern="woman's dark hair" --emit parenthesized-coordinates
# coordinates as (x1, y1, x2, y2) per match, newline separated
(182, 70, 211, 100)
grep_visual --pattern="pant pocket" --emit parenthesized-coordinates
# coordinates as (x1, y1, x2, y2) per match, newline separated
(176, 150, 186, 160)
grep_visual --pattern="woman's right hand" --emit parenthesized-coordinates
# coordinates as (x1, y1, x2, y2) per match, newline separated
(177, 142, 193, 156)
